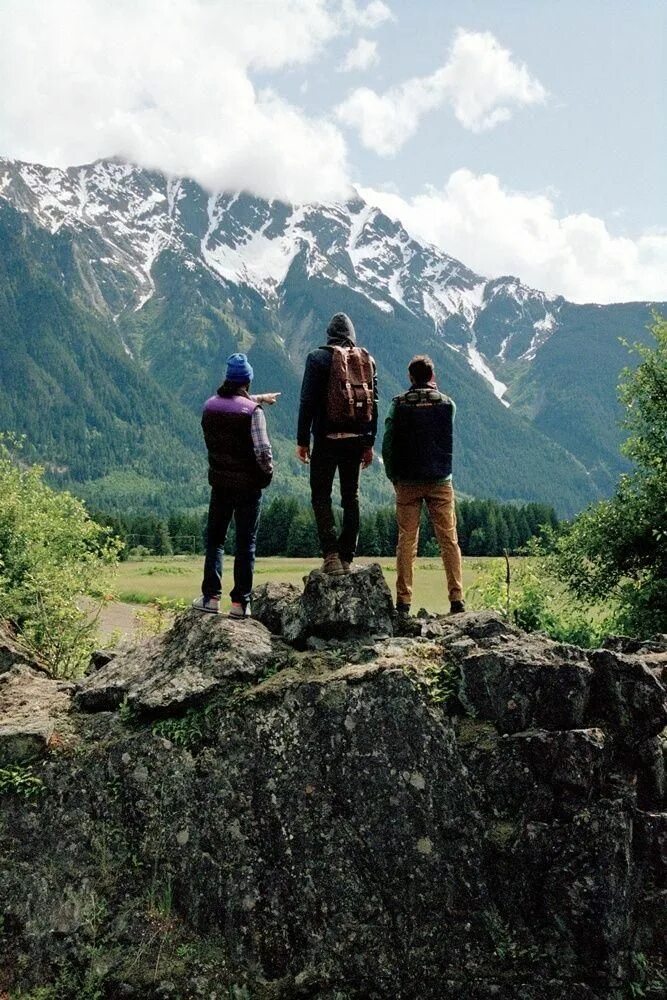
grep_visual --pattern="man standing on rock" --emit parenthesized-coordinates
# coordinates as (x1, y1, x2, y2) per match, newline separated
(382, 354, 465, 617)
(193, 353, 278, 617)
(296, 313, 378, 575)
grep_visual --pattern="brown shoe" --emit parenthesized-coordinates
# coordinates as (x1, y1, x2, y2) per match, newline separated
(341, 560, 352, 573)
(322, 553, 345, 576)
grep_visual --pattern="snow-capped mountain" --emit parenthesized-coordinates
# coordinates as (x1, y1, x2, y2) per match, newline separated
(0, 157, 560, 407)
(0, 156, 662, 515)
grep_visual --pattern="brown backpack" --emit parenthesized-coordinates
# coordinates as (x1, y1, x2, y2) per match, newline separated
(325, 345, 374, 430)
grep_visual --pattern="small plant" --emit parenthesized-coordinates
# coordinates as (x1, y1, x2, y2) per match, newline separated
(404, 642, 465, 712)
(134, 599, 175, 639)
(628, 951, 667, 998)
(118, 695, 138, 724)
(153, 708, 206, 749)
(0, 763, 43, 798)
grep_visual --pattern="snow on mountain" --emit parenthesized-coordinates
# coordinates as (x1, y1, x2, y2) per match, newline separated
(0, 157, 562, 402)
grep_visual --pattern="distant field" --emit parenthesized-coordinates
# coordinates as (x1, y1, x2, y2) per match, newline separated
(114, 555, 500, 616)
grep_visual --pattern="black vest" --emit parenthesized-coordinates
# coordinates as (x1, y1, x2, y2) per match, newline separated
(392, 387, 454, 482)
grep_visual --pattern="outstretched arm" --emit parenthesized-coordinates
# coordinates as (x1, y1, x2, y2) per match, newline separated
(251, 392, 281, 405)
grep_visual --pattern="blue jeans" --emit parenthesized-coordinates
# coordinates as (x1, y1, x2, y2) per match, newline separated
(201, 488, 262, 607)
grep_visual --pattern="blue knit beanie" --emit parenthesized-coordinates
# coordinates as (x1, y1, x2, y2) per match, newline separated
(225, 353, 254, 384)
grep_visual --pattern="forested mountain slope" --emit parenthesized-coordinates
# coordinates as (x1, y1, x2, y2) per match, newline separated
(0, 158, 662, 515)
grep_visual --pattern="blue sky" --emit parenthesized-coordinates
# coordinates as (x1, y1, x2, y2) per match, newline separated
(307, 0, 666, 234)
(0, 0, 665, 302)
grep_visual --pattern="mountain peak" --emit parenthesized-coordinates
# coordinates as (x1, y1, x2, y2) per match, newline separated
(0, 156, 564, 396)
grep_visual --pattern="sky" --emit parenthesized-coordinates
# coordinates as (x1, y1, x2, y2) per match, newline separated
(0, 0, 665, 304)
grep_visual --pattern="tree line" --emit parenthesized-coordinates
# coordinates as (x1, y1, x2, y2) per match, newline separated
(96, 497, 558, 560)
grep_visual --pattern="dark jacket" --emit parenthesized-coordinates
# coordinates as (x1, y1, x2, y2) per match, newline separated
(382, 383, 456, 484)
(297, 313, 378, 446)
(202, 389, 272, 491)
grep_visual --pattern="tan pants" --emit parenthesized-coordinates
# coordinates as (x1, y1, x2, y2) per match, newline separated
(395, 482, 463, 606)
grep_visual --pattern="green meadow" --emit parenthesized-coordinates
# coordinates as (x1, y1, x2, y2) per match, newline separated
(114, 555, 498, 616)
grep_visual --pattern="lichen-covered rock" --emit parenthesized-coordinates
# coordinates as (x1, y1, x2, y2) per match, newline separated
(457, 722, 608, 821)
(254, 564, 395, 646)
(455, 627, 593, 733)
(589, 648, 667, 745)
(75, 610, 278, 715)
(1, 570, 666, 999)
(300, 562, 394, 640)
(0, 665, 74, 764)
(252, 580, 307, 645)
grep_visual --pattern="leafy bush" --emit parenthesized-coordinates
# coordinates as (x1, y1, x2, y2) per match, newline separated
(0, 436, 120, 677)
(468, 556, 609, 648)
(547, 315, 667, 637)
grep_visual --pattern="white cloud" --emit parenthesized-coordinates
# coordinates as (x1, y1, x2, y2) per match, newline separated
(341, 0, 393, 29)
(339, 38, 379, 72)
(359, 170, 667, 304)
(0, 0, 393, 202)
(337, 28, 546, 155)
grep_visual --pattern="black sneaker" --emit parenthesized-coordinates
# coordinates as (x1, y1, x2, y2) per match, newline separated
(449, 600, 466, 615)
(395, 602, 411, 617)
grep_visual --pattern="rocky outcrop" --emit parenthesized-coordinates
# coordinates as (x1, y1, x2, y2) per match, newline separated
(0, 665, 75, 765)
(0, 626, 73, 766)
(253, 563, 394, 646)
(0, 572, 665, 999)
(74, 611, 283, 715)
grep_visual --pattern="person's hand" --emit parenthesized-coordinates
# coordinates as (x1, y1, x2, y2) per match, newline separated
(261, 392, 281, 405)
(361, 446, 374, 469)
(296, 445, 310, 464)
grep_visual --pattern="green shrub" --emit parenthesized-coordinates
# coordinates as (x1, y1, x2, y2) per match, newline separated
(0, 436, 120, 677)
(548, 315, 667, 638)
(468, 555, 609, 648)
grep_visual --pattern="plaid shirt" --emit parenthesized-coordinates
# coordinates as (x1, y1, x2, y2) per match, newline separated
(250, 407, 273, 476)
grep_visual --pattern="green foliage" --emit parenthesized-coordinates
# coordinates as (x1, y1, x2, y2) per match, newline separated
(0, 763, 43, 799)
(548, 315, 667, 637)
(0, 436, 120, 677)
(469, 555, 608, 648)
(627, 951, 667, 998)
(134, 599, 183, 639)
(152, 707, 208, 750)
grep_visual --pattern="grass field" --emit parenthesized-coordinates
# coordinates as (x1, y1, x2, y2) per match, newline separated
(114, 555, 499, 616)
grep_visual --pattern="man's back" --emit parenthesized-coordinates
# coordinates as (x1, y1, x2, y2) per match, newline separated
(384, 387, 455, 485)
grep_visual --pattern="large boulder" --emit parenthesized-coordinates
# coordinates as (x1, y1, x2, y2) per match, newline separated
(1, 568, 666, 998)
(253, 562, 394, 645)
(450, 616, 593, 733)
(75, 610, 279, 715)
(0, 665, 74, 764)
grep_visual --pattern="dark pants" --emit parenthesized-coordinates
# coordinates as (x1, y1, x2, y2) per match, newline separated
(310, 438, 364, 563)
(202, 488, 262, 606)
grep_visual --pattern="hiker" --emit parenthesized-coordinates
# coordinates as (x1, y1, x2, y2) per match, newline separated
(382, 354, 465, 616)
(296, 312, 378, 575)
(192, 353, 278, 617)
